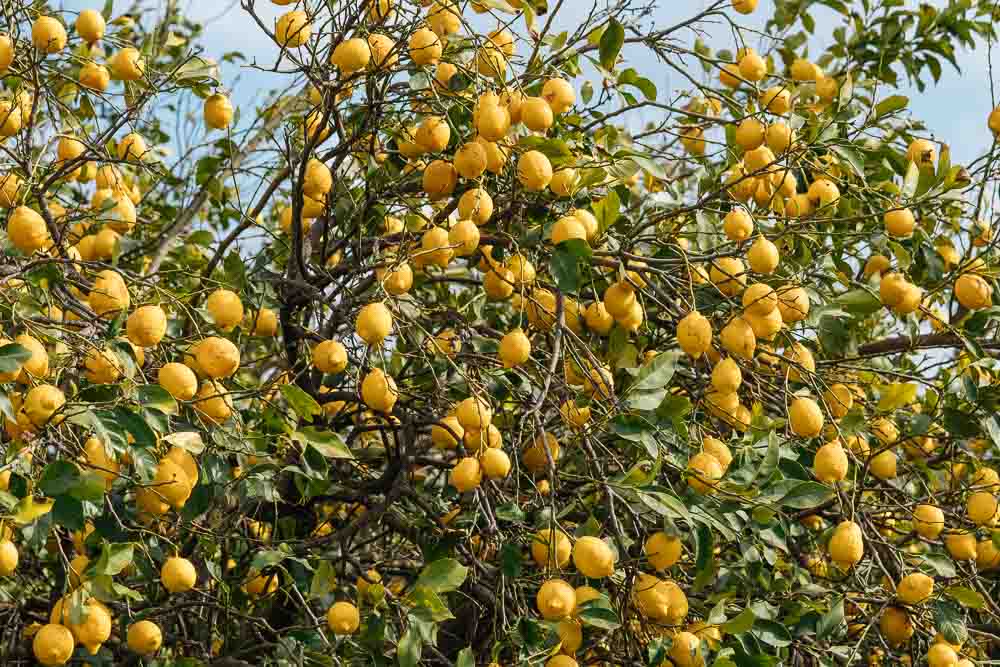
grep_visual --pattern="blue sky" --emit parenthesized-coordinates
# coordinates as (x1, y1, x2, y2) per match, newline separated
(59, 0, 994, 164)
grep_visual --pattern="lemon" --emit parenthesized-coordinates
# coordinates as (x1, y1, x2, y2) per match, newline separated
(537, 578, 576, 620)
(523, 432, 561, 472)
(476, 103, 511, 142)
(422, 159, 458, 199)
(896, 572, 933, 605)
(7, 206, 49, 254)
(166, 447, 198, 486)
(499, 328, 531, 368)
(0, 36, 12, 73)
(879, 606, 913, 646)
(448, 219, 480, 256)
(572, 536, 615, 578)
(331, 37, 371, 72)
(159, 362, 198, 400)
(823, 384, 853, 419)
(33, 623, 74, 666)
(735, 118, 765, 150)
(456, 396, 492, 431)
(634, 573, 687, 622)
(110, 47, 145, 80)
(409, 27, 442, 65)
(602, 281, 636, 320)
(870, 449, 897, 480)
(89, 269, 130, 318)
(884, 207, 915, 238)
(76, 9, 106, 43)
(312, 340, 348, 373)
(644, 532, 682, 570)
(927, 644, 959, 667)
(480, 448, 511, 479)
(814, 440, 848, 482)
(760, 85, 791, 113)
(742, 282, 777, 316)
(785, 343, 815, 383)
(677, 311, 712, 358)
(776, 285, 810, 323)
(788, 396, 823, 438)
(193, 381, 233, 423)
(978, 538, 1000, 569)
(550, 168, 579, 197)
(687, 452, 723, 494)
(127, 620, 162, 655)
(709, 256, 747, 295)
(458, 188, 493, 225)
(738, 49, 767, 81)
(449, 456, 482, 492)
(0, 539, 17, 575)
(203, 93, 234, 129)
(162, 556, 197, 593)
(720, 316, 756, 359)
(194, 337, 240, 379)
(275, 10, 311, 47)
(556, 617, 582, 654)
(747, 235, 779, 273)
(32, 16, 67, 53)
(23, 384, 65, 427)
(584, 301, 614, 335)
(125, 305, 167, 347)
(829, 520, 864, 568)
(522, 96, 555, 131)
(907, 138, 936, 167)
(80, 62, 111, 90)
(136, 487, 170, 517)
(355, 302, 393, 345)
(361, 368, 398, 413)
(244, 571, 279, 597)
(551, 215, 587, 245)
(766, 121, 795, 153)
(711, 357, 742, 394)
(542, 78, 575, 114)
(912, 504, 944, 539)
(518, 150, 553, 191)
(84, 436, 120, 487)
(560, 400, 590, 428)
(955, 273, 992, 309)
(327, 601, 360, 634)
(668, 631, 703, 667)
(967, 491, 998, 526)
(944, 531, 976, 560)
(71, 598, 112, 655)
(532, 528, 571, 568)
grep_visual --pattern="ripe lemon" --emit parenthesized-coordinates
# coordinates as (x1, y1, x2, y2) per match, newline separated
(110, 47, 145, 80)
(126, 305, 167, 347)
(702, 436, 732, 470)
(945, 531, 976, 560)
(823, 384, 853, 419)
(572, 536, 615, 578)
(368, 33, 397, 68)
(76, 9, 106, 43)
(204, 93, 234, 129)
(89, 269, 130, 318)
(361, 368, 398, 413)
(0, 539, 18, 576)
(884, 207, 915, 238)
(523, 432, 561, 472)
(537, 578, 576, 620)
(423, 159, 457, 199)
(644, 532, 682, 570)
(927, 644, 959, 667)
(32, 16, 67, 53)
(542, 78, 575, 114)
(0, 36, 12, 74)
(907, 138, 936, 168)
(896, 572, 933, 605)
(738, 49, 767, 81)
(448, 219, 480, 256)
(458, 188, 493, 225)
(879, 606, 913, 646)
(33, 623, 74, 666)
(668, 631, 703, 667)
(556, 617, 582, 654)
(807, 178, 840, 208)
(522, 96, 555, 131)
(814, 440, 848, 482)
(912, 504, 944, 539)
(742, 282, 777, 316)
(159, 362, 198, 400)
(735, 118, 765, 150)
(166, 447, 199, 486)
(431, 416, 463, 449)
(711, 357, 742, 394)
(7, 206, 49, 254)
(603, 281, 636, 320)
(760, 85, 791, 113)
(955, 273, 992, 310)
(584, 301, 614, 335)
(978, 538, 1000, 569)
(331, 37, 371, 72)
(551, 215, 587, 246)
(532, 528, 571, 568)
(454, 142, 488, 179)
(456, 396, 492, 431)
(127, 620, 162, 655)
(550, 168, 579, 197)
(709, 256, 747, 295)
(747, 235, 779, 273)
(275, 10, 311, 47)
(687, 452, 723, 494)
(162, 556, 197, 593)
(409, 27, 442, 65)
(720, 316, 756, 359)
(327, 601, 360, 634)
(416, 116, 450, 153)
(777, 285, 810, 323)
(560, 400, 590, 428)
(634, 574, 687, 623)
(480, 448, 511, 479)
(518, 150, 553, 191)
(967, 491, 998, 526)
(71, 598, 112, 655)
(205, 289, 244, 331)
(312, 340, 348, 373)
(499, 328, 531, 368)
(677, 311, 712, 358)
(193, 381, 233, 423)
(356, 302, 393, 345)
(723, 208, 754, 241)
(244, 572, 279, 597)
(23, 384, 65, 427)
(870, 449, 898, 480)
(449, 456, 482, 492)
(153, 458, 192, 509)
(195, 337, 240, 378)
(476, 103, 511, 142)
(829, 520, 863, 568)
(766, 121, 795, 153)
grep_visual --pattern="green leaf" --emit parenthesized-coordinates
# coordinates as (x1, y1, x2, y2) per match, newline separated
(722, 608, 755, 635)
(162, 431, 205, 455)
(251, 549, 287, 571)
(901, 160, 920, 198)
(817, 598, 845, 639)
(51, 495, 84, 530)
(944, 586, 986, 609)
(835, 289, 881, 315)
(137, 384, 177, 414)
(830, 145, 865, 180)
(630, 352, 677, 393)
(71, 472, 107, 503)
(39, 461, 81, 496)
(280, 385, 321, 422)
(591, 190, 621, 232)
(693, 523, 715, 591)
(599, 18, 624, 70)
(415, 558, 468, 593)
(518, 136, 574, 161)
(456, 648, 475, 667)
(0, 343, 31, 374)
(397, 628, 422, 667)
(874, 95, 909, 119)
(752, 619, 792, 647)
(932, 599, 967, 645)
(293, 427, 354, 459)
(777, 481, 835, 509)
(578, 605, 621, 630)
(406, 587, 454, 622)
(310, 561, 336, 599)
(94, 543, 134, 576)
(550, 243, 584, 293)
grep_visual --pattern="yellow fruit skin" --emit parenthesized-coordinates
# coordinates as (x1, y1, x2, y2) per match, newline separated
(572, 536, 615, 578)
(829, 520, 863, 568)
(127, 620, 163, 655)
(33, 624, 75, 666)
(896, 572, 933, 605)
(644, 532, 682, 570)
(162, 557, 197, 593)
(537, 578, 576, 620)
(532, 528, 571, 568)
(327, 601, 360, 634)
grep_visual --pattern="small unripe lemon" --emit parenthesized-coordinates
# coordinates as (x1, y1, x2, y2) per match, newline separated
(499, 328, 531, 368)
(361, 368, 398, 413)
(572, 536, 615, 578)
(531, 528, 571, 568)
(356, 302, 393, 345)
(449, 456, 482, 492)
(327, 601, 360, 634)
(159, 362, 198, 400)
(537, 578, 576, 620)
(162, 557, 197, 593)
(896, 572, 933, 605)
(127, 620, 163, 655)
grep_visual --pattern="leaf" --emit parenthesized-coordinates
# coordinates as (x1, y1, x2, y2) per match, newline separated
(638, 489, 689, 520)
(834, 289, 881, 315)
(51, 495, 84, 530)
(599, 18, 624, 70)
(944, 586, 986, 609)
(932, 599, 968, 645)
(397, 628, 422, 667)
(95, 543, 134, 576)
(0, 343, 31, 374)
(830, 145, 865, 180)
(877, 383, 919, 412)
(456, 648, 475, 667)
(415, 558, 468, 593)
(578, 605, 621, 630)
(176, 56, 220, 84)
(982, 416, 1000, 451)
(629, 352, 677, 393)
(874, 95, 909, 119)
(693, 523, 715, 591)
(162, 431, 205, 455)
(137, 384, 177, 414)
(776, 481, 834, 509)
(722, 608, 755, 635)
(517, 136, 574, 161)
(752, 619, 793, 648)
(293, 427, 353, 459)
(251, 549, 287, 571)
(280, 385, 321, 422)
(591, 190, 621, 232)
(406, 587, 454, 622)
(550, 243, 583, 293)
(901, 160, 920, 198)
(310, 560, 337, 599)
(817, 598, 845, 639)
(39, 461, 81, 496)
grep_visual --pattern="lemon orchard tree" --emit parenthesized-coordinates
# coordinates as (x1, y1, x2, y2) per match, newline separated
(4, 0, 1000, 664)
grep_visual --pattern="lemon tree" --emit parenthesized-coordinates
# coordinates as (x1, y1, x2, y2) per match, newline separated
(3, 0, 1000, 666)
